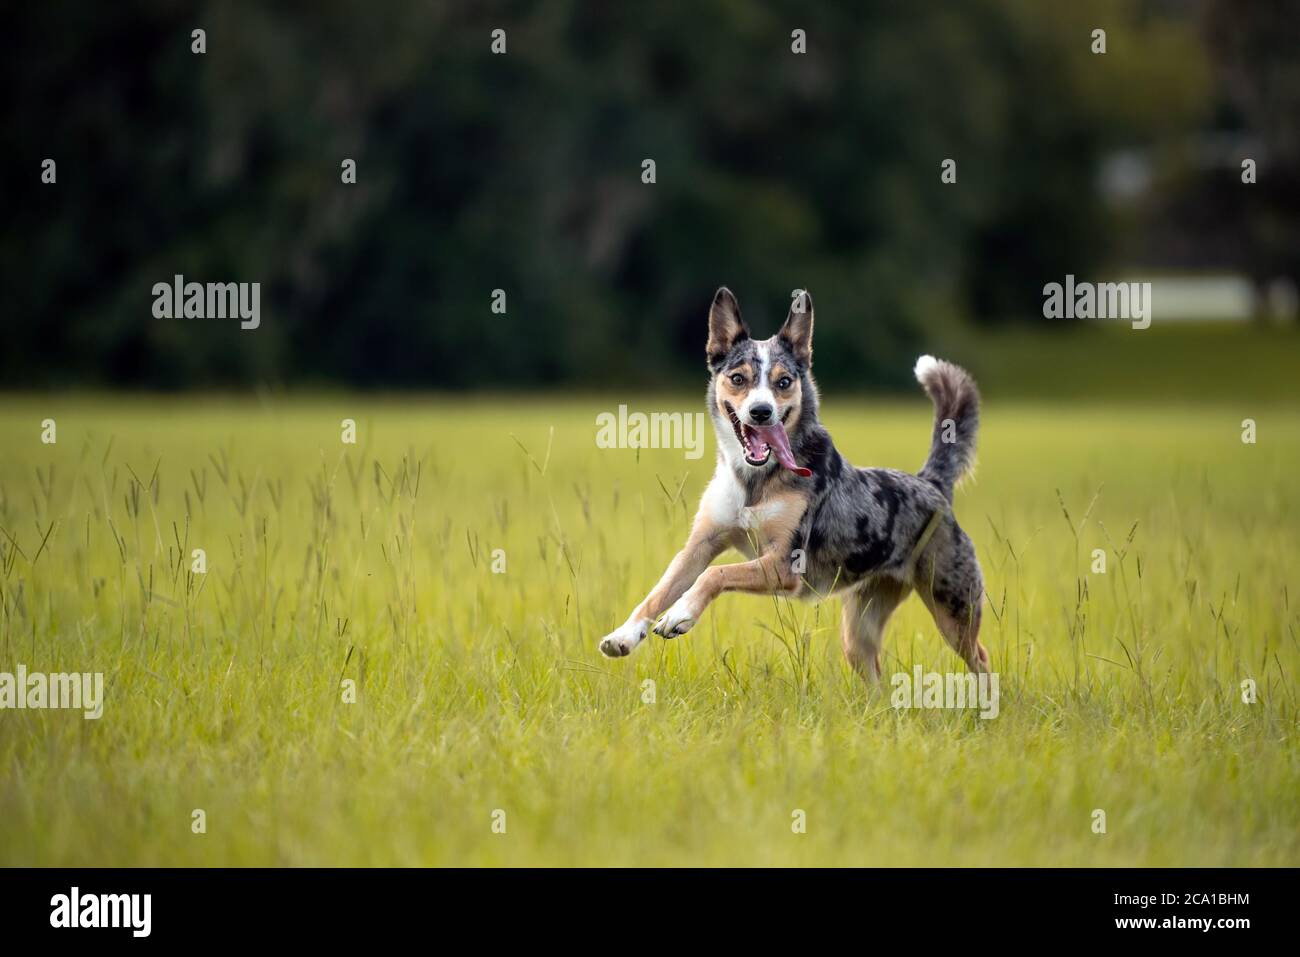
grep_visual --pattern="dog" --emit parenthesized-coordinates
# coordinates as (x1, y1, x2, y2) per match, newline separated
(597, 287, 990, 681)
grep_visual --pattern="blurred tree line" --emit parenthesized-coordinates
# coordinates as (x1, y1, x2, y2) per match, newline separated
(1, 0, 1289, 391)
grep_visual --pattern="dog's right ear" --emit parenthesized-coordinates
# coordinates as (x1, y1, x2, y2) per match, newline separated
(706, 287, 749, 369)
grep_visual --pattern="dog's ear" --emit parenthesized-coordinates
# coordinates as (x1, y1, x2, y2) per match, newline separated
(778, 289, 814, 369)
(706, 287, 749, 368)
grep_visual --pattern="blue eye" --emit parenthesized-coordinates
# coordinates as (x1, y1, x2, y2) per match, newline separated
(777, 377, 793, 390)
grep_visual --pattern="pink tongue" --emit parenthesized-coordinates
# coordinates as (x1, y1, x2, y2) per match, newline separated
(753, 424, 811, 477)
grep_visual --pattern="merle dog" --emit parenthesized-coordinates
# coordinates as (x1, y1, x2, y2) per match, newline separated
(598, 288, 990, 681)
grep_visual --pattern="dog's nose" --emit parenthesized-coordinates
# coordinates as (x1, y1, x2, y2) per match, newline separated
(749, 403, 773, 424)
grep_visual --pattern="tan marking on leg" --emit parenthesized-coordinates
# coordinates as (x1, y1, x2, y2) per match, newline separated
(671, 489, 808, 623)
(630, 523, 727, 623)
(599, 506, 728, 657)
(840, 580, 911, 683)
(916, 583, 990, 674)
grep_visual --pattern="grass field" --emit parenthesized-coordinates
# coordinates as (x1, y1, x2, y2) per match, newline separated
(1, 383, 1298, 866)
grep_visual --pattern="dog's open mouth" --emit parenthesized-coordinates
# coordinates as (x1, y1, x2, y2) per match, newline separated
(723, 402, 812, 476)
(725, 402, 771, 466)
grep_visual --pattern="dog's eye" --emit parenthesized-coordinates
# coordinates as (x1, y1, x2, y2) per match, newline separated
(729, 373, 746, 387)
(777, 376, 793, 390)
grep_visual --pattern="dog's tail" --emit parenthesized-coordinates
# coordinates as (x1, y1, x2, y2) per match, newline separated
(914, 355, 979, 501)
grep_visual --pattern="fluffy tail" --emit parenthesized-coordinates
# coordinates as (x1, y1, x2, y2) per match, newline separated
(914, 355, 979, 500)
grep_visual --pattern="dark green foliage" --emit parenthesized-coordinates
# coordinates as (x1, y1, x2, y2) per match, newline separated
(0, 2, 1257, 390)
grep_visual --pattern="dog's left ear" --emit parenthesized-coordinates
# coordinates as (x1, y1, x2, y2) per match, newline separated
(778, 289, 814, 369)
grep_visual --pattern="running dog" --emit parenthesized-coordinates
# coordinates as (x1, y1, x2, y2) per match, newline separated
(597, 287, 990, 680)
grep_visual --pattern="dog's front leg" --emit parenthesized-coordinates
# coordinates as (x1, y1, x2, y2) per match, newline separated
(598, 522, 726, 658)
(653, 547, 800, 639)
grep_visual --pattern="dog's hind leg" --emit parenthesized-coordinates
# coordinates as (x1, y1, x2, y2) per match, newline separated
(921, 596, 989, 674)
(840, 579, 910, 682)
(913, 525, 990, 674)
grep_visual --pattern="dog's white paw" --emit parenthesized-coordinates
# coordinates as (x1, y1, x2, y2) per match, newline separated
(653, 598, 698, 639)
(598, 619, 650, 658)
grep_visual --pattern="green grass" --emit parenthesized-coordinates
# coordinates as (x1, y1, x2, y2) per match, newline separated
(0, 391, 1297, 866)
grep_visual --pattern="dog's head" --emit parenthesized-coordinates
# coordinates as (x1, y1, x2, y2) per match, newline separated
(705, 287, 816, 476)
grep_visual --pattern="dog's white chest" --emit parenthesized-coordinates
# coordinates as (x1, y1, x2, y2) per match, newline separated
(701, 468, 784, 532)
(702, 469, 746, 527)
